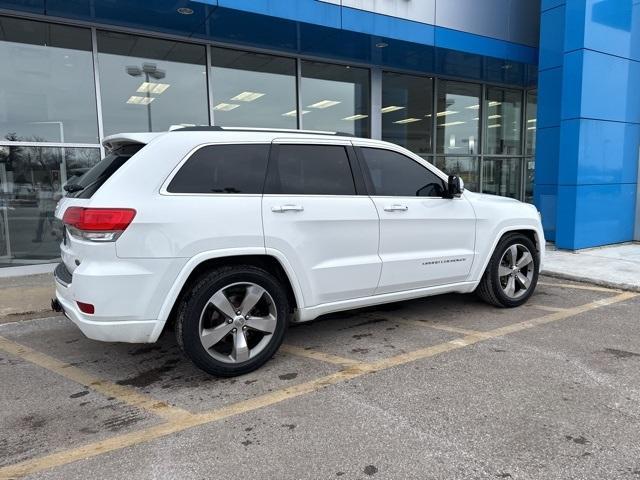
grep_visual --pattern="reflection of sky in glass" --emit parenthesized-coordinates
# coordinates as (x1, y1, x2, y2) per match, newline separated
(301, 62, 369, 137)
(436, 83, 481, 155)
(98, 35, 208, 135)
(0, 19, 98, 144)
(525, 91, 537, 156)
(485, 88, 522, 155)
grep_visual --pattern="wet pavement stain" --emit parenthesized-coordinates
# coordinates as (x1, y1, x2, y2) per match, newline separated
(69, 390, 89, 398)
(278, 372, 298, 381)
(602, 348, 640, 359)
(352, 333, 372, 339)
(115, 358, 181, 387)
(565, 435, 591, 445)
(363, 465, 378, 476)
(339, 318, 387, 330)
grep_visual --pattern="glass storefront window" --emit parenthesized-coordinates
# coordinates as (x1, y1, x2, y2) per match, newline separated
(0, 146, 100, 265)
(301, 61, 370, 137)
(436, 80, 481, 155)
(482, 157, 522, 199)
(434, 156, 480, 192)
(211, 47, 297, 129)
(381, 72, 433, 155)
(485, 87, 522, 155)
(525, 90, 537, 155)
(525, 157, 535, 203)
(97, 31, 208, 135)
(0, 17, 99, 144)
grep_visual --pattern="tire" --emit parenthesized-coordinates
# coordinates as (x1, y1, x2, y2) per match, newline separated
(476, 233, 539, 308)
(176, 265, 289, 377)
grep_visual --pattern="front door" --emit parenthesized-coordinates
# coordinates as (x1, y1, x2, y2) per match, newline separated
(262, 141, 381, 306)
(357, 146, 476, 294)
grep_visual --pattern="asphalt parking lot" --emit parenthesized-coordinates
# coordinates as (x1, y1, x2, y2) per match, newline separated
(1, 276, 640, 480)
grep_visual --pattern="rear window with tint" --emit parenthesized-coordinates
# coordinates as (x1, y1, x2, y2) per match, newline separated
(167, 144, 270, 194)
(66, 143, 143, 199)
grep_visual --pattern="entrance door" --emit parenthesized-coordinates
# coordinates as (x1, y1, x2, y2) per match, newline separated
(262, 141, 381, 306)
(357, 146, 477, 294)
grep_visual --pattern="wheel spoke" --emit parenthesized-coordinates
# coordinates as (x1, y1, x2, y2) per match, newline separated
(200, 323, 234, 349)
(498, 265, 512, 277)
(516, 272, 531, 289)
(232, 329, 250, 362)
(245, 314, 277, 334)
(516, 251, 533, 269)
(508, 245, 518, 267)
(505, 276, 516, 297)
(240, 285, 266, 316)
(210, 291, 237, 319)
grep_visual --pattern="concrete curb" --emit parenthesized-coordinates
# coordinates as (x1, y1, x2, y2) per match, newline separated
(542, 269, 640, 293)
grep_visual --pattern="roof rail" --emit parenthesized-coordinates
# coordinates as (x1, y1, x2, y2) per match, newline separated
(172, 126, 355, 137)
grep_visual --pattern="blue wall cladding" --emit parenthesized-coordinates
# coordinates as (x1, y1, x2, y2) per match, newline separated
(535, 0, 640, 249)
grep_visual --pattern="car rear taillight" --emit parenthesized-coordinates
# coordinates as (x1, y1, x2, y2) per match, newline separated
(63, 207, 136, 242)
(76, 301, 95, 314)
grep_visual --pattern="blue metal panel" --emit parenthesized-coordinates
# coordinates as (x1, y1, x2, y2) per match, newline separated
(0, 0, 43, 13)
(536, 126, 561, 184)
(534, 184, 558, 240)
(556, 183, 637, 249)
(434, 26, 538, 65)
(541, 0, 566, 12)
(538, 3, 566, 71)
(565, 0, 640, 62)
(562, 49, 640, 123)
(537, 67, 563, 128)
(559, 118, 640, 185)
(341, 6, 435, 46)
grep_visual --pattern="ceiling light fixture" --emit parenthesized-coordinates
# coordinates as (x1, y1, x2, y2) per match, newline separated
(308, 100, 341, 109)
(375, 42, 389, 48)
(343, 114, 368, 121)
(213, 103, 240, 111)
(436, 110, 458, 117)
(231, 91, 265, 102)
(126, 96, 154, 105)
(488, 114, 502, 120)
(137, 82, 170, 94)
(488, 124, 502, 129)
(282, 110, 309, 117)
(439, 121, 465, 127)
(381, 106, 404, 113)
(394, 118, 422, 124)
(177, 7, 194, 15)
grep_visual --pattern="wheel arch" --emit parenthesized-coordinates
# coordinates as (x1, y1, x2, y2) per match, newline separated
(154, 250, 304, 338)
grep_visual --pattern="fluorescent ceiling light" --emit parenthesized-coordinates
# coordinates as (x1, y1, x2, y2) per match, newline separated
(488, 114, 502, 119)
(308, 100, 341, 109)
(439, 121, 465, 127)
(488, 124, 502, 129)
(343, 114, 368, 121)
(231, 91, 265, 102)
(488, 101, 502, 107)
(466, 104, 480, 110)
(282, 109, 309, 117)
(527, 126, 537, 130)
(528, 118, 537, 123)
(213, 103, 240, 111)
(394, 118, 422, 124)
(127, 95, 154, 105)
(381, 106, 405, 113)
(137, 82, 170, 94)
(436, 110, 458, 117)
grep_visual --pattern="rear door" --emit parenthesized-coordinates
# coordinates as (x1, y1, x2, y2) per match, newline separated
(262, 140, 381, 306)
(356, 146, 476, 294)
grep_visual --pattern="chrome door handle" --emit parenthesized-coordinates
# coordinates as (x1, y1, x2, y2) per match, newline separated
(383, 204, 408, 212)
(271, 204, 304, 213)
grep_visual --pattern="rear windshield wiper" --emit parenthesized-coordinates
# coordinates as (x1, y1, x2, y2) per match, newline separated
(63, 183, 84, 193)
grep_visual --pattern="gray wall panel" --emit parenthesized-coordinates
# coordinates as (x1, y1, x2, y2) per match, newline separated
(509, 0, 541, 47)
(435, 0, 510, 41)
(320, 0, 435, 24)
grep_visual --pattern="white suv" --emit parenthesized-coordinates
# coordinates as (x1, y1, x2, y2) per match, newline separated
(53, 127, 544, 376)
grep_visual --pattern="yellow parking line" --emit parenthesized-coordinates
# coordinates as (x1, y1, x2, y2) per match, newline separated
(395, 318, 483, 336)
(0, 336, 191, 422)
(279, 344, 363, 367)
(538, 281, 620, 293)
(0, 290, 636, 479)
(528, 304, 569, 312)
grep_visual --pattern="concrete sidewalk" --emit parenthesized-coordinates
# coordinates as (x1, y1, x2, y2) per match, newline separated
(1, 243, 638, 321)
(543, 243, 640, 292)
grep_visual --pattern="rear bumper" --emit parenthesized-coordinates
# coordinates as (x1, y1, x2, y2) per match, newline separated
(54, 262, 166, 343)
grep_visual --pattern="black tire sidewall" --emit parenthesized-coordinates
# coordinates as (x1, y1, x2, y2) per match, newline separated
(488, 234, 539, 308)
(178, 267, 289, 376)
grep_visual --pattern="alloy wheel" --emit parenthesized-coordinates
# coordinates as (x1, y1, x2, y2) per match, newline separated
(498, 244, 535, 299)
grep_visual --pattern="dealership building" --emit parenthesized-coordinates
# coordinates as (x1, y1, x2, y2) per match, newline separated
(0, 0, 638, 270)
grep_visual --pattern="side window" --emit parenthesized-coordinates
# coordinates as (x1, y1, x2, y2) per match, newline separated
(167, 144, 269, 194)
(265, 144, 356, 195)
(359, 147, 445, 197)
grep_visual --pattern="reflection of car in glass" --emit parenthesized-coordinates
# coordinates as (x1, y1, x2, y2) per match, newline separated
(53, 127, 545, 377)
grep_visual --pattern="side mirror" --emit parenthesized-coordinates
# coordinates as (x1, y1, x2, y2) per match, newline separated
(447, 175, 464, 198)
